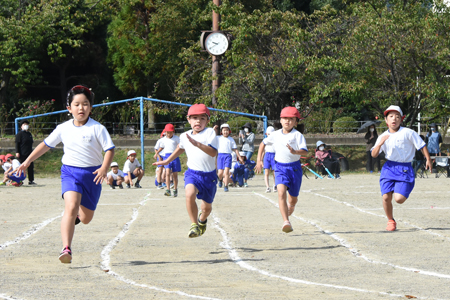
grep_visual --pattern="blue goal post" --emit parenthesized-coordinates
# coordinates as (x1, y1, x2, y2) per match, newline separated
(15, 97, 268, 170)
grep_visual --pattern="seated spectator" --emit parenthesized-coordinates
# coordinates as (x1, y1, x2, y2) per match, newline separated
(315, 141, 341, 179)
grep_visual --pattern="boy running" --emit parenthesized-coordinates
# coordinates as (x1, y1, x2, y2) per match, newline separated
(255, 107, 308, 233)
(159, 123, 181, 197)
(153, 104, 218, 238)
(371, 105, 431, 231)
(216, 123, 243, 192)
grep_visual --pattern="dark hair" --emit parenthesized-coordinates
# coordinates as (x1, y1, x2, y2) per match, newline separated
(66, 85, 95, 107)
(367, 125, 378, 135)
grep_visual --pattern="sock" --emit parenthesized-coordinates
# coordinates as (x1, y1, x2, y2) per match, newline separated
(198, 218, 207, 224)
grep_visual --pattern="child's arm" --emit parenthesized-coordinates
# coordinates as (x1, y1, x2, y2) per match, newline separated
(255, 142, 265, 173)
(421, 146, 432, 171)
(154, 147, 163, 160)
(371, 135, 390, 158)
(93, 149, 115, 185)
(286, 144, 308, 156)
(153, 146, 185, 166)
(186, 134, 217, 157)
(16, 142, 51, 176)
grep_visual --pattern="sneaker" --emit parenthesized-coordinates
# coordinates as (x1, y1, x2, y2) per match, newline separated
(188, 223, 201, 238)
(288, 205, 295, 216)
(157, 183, 163, 189)
(135, 183, 142, 188)
(0, 182, 5, 186)
(164, 189, 171, 196)
(224, 186, 229, 192)
(244, 182, 248, 187)
(335, 174, 341, 179)
(59, 246, 72, 263)
(126, 184, 131, 188)
(12, 181, 23, 187)
(386, 219, 397, 231)
(218, 180, 223, 188)
(28, 181, 36, 185)
(327, 175, 333, 179)
(118, 184, 124, 189)
(110, 184, 116, 189)
(265, 187, 271, 193)
(75, 215, 81, 225)
(198, 211, 207, 236)
(282, 220, 293, 233)
(162, 183, 167, 188)
(170, 181, 174, 189)
(173, 189, 178, 197)
(273, 185, 277, 192)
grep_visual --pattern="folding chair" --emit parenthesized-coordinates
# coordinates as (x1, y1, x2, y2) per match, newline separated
(435, 157, 449, 178)
(412, 160, 428, 178)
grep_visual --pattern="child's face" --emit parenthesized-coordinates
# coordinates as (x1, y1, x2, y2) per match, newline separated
(187, 114, 209, 133)
(385, 112, 401, 131)
(128, 154, 136, 162)
(222, 127, 230, 137)
(280, 117, 298, 131)
(111, 166, 119, 174)
(166, 131, 174, 138)
(67, 94, 92, 125)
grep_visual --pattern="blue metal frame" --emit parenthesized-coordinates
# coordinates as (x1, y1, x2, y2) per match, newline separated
(15, 97, 268, 170)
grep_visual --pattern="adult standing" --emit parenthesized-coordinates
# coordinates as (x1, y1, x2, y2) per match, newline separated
(425, 123, 442, 156)
(364, 125, 381, 173)
(239, 122, 255, 161)
(15, 120, 36, 185)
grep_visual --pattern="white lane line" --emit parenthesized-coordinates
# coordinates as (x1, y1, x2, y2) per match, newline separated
(0, 294, 25, 300)
(211, 213, 410, 299)
(0, 212, 63, 251)
(100, 193, 222, 300)
(255, 192, 450, 280)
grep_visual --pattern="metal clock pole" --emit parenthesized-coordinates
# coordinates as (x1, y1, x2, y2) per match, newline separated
(212, 0, 221, 107)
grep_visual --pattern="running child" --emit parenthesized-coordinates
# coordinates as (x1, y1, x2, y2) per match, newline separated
(16, 85, 115, 263)
(107, 162, 124, 189)
(1, 154, 26, 186)
(154, 131, 166, 189)
(371, 105, 431, 231)
(216, 123, 243, 192)
(123, 150, 144, 188)
(255, 107, 308, 233)
(262, 126, 276, 192)
(153, 103, 218, 238)
(159, 123, 181, 197)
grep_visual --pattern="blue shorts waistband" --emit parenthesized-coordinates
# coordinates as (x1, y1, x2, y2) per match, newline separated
(275, 161, 301, 167)
(386, 161, 412, 167)
(186, 168, 217, 176)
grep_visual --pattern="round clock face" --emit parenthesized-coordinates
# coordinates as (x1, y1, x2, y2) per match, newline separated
(205, 32, 229, 56)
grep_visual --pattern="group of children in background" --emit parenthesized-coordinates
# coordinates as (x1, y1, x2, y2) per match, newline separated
(2, 84, 432, 264)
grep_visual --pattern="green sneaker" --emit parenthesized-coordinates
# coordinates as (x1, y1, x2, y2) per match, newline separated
(173, 189, 178, 197)
(198, 211, 207, 236)
(188, 223, 201, 238)
(164, 189, 171, 196)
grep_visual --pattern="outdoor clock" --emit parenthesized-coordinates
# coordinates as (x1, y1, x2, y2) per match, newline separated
(205, 31, 229, 56)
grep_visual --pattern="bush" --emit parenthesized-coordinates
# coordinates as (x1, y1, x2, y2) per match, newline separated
(333, 117, 357, 133)
(227, 117, 257, 134)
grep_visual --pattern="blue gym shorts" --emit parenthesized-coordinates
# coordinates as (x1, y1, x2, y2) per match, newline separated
(274, 161, 303, 197)
(263, 152, 276, 170)
(163, 153, 181, 172)
(61, 164, 102, 211)
(184, 168, 217, 204)
(9, 172, 26, 183)
(217, 153, 232, 170)
(124, 173, 136, 179)
(380, 160, 415, 198)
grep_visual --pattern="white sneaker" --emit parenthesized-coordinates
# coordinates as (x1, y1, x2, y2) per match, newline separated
(273, 185, 277, 192)
(265, 187, 271, 193)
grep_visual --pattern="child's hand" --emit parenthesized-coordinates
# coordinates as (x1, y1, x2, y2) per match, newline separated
(186, 134, 200, 147)
(255, 161, 264, 174)
(93, 167, 108, 185)
(152, 160, 169, 166)
(286, 143, 296, 154)
(16, 161, 30, 177)
(380, 135, 390, 144)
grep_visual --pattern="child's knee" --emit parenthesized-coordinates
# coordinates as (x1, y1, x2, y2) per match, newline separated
(394, 194, 407, 204)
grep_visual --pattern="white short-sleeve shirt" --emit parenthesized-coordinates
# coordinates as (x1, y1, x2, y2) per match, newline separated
(155, 138, 165, 156)
(2, 162, 12, 172)
(372, 127, 425, 163)
(217, 136, 237, 154)
(44, 118, 115, 168)
(107, 169, 124, 180)
(263, 128, 308, 163)
(123, 159, 141, 174)
(179, 127, 218, 172)
(160, 135, 180, 154)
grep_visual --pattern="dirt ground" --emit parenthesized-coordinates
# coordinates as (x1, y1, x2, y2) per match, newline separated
(1, 172, 450, 300)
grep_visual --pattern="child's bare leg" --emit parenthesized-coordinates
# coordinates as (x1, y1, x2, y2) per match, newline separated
(382, 192, 394, 220)
(277, 184, 289, 221)
(165, 169, 172, 190)
(185, 184, 199, 224)
(116, 176, 123, 185)
(173, 172, 178, 189)
(264, 169, 270, 188)
(223, 168, 230, 186)
(78, 205, 95, 224)
(394, 193, 407, 204)
(156, 166, 162, 183)
(107, 176, 113, 185)
(124, 176, 130, 185)
(287, 194, 298, 216)
(61, 191, 81, 247)
(199, 200, 212, 221)
(136, 169, 144, 180)
(217, 169, 224, 182)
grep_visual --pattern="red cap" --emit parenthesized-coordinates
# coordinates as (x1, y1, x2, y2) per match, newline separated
(187, 104, 210, 117)
(164, 124, 175, 132)
(0, 155, 5, 163)
(280, 107, 301, 119)
(160, 130, 165, 138)
(5, 153, 14, 160)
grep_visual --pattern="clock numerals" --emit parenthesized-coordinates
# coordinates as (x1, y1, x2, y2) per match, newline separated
(205, 32, 229, 55)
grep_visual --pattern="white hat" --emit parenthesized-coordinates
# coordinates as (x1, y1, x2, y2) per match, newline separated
(384, 105, 403, 117)
(110, 162, 119, 167)
(127, 150, 137, 156)
(316, 140, 325, 148)
(239, 151, 246, 157)
(266, 126, 275, 134)
(220, 123, 230, 129)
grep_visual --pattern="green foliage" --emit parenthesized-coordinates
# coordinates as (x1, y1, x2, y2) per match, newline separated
(16, 99, 56, 137)
(227, 117, 257, 134)
(0, 104, 14, 137)
(333, 116, 357, 133)
(302, 107, 341, 134)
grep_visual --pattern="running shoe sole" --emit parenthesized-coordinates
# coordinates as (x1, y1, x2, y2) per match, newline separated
(282, 221, 293, 233)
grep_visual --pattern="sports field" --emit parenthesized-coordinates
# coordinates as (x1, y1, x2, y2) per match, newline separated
(1, 173, 450, 300)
